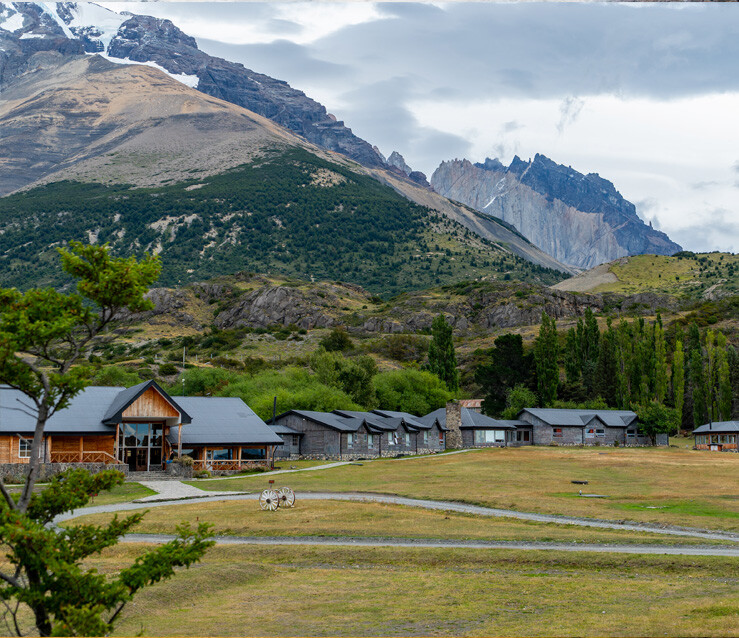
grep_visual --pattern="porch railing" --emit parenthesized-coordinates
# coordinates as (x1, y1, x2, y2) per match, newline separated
(49, 451, 120, 464)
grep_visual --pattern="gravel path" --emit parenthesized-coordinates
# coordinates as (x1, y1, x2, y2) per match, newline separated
(136, 480, 236, 502)
(57, 491, 739, 545)
(118, 534, 739, 557)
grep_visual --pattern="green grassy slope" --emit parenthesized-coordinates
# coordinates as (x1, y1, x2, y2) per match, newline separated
(0, 147, 564, 296)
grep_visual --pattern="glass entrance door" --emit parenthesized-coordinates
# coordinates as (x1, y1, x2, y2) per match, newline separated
(120, 423, 164, 471)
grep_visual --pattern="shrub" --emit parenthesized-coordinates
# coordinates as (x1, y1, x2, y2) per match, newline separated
(319, 327, 353, 352)
(193, 470, 211, 479)
(158, 363, 179, 376)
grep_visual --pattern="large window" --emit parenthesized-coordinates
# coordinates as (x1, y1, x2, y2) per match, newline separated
(474, 430, 505, 445)
(119, 423, 164, 470)
(553, 428, 563, 438)
(206, 448, 233, 461)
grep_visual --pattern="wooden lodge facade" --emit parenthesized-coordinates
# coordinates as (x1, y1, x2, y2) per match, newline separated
(0, 381, 283, 472)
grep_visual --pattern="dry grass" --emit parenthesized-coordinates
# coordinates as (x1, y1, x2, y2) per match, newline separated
(64, 499, 717, 545)
(187, 447, 739, 531)
(88, 544, 739, 636)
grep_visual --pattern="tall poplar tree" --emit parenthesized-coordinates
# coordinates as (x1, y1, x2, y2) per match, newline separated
(654, 314, 668, 403)
(427, 314, 459, 392)
(672, 340, 685, 427)
(534, 311, 559, 406)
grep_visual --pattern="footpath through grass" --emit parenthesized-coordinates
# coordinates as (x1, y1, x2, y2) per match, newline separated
(65, 499, 725, 546)
(187, 447, 739, 531)
(98, 544, 739, 636)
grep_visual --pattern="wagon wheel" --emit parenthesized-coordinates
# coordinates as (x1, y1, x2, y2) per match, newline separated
(277, 487, 295, 508)
(259, 489, 280, 511)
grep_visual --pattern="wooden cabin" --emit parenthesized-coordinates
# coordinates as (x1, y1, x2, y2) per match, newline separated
(0, 381, 282, 471)
(692, 422, 739, 452)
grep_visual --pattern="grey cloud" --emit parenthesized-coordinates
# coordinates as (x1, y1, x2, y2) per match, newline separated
(556, 97, 585, 134)
(670, 209, 739, 253)
(502, 121, 523, 134)
(198, 38, 353, 87)
(691, 180, 721, 191)
(733, 161, 739, 173)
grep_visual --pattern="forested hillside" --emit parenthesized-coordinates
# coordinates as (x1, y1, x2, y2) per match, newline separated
(0, 148, 563, 296)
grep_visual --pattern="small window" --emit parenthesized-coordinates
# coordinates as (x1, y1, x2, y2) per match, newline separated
(627, 430, 636, 438)
(347, 434, 354, 448)
(439, 432, 444, 445)
(367, 434, 374, 447)
(19, 438, 31, 459)
(553, 428, 563, 438)
(595, 428, 605, 438)
(404, 433, 410, 446)
(292, 435, 299, 446)
(423, 431, 428, 445)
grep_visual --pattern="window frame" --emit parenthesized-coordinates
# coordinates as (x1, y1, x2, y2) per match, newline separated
(552, 428, 563, 438)
(18, 438, 31, 459)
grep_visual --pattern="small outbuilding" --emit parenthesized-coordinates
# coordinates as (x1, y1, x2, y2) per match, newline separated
(692, 422, 739, 452)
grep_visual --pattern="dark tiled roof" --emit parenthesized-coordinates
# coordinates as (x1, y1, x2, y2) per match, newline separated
(692, 421, 739, 434)
(275, 410, 364, 432)
(372, 409, 428, 430)
(168, 397, 283, 446)
(0, 386, 121, 434)
(102, 380, 191, 424)
(420, 407, 517, 430)
(269, 423, 303, 436)
(520, 408, 637, 427)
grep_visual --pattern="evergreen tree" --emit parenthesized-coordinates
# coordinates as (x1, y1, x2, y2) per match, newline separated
(427, 314, 459, 392)
(691, 348, 708, 427)
(475, 333, 531, 416)
(594, 322, 619, 407)
(672, 340, 685, 428)
(564, 327, 581, 386)
(654, 314, 668, 403)
(534, 311, 559, 406)
(716, 333, 732, 421)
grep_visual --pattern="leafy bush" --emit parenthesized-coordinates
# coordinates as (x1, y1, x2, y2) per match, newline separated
(90, 366, 142, 388)
(158, 363, 179, 376)
(319, 327, 353, 352)
(373, 369, 451, 415)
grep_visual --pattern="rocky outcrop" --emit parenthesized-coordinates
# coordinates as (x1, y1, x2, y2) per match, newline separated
(214, 286, 338, 330)
(430, 156, 681, 270)
(386, 151, 429, 187)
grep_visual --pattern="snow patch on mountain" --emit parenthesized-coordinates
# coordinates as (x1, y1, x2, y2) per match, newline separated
(99, 53, 199, 88)
(0, 5, 24, 32)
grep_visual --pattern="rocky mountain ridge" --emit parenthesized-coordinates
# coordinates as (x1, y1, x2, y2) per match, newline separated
(0, 1, 385, 168)
(431, 155, 681, 270)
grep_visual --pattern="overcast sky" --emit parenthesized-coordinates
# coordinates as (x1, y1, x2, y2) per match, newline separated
(106, 1, 739, 253)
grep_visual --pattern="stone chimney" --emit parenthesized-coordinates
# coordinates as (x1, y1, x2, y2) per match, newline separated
(445, 400, 463, 449)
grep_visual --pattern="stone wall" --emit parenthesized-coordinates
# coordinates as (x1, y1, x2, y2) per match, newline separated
(0, 462, 128, 484)
(165, 460, 193, 479)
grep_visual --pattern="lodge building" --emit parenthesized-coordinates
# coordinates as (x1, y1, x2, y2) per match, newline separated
(0, 380, 282, 472)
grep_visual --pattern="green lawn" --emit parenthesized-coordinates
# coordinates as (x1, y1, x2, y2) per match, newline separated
(185, 446, 739, 531)
(96, 545, 739, 636)
(64, 498, 724, 545)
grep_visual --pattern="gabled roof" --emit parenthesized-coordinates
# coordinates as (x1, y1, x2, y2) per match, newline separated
(692, 421, 739, 434)
(103, 380, 191, 425)
(275, 410, 364, 432)
(420, 407, 516, 430)
(0, 385, 122, 434)
(519, 408, 637, 428)
(371, 409, 428, 430)
(167, 397, 283, 446)
(333, 410, 399, 431)
(269, 423, 303, 436)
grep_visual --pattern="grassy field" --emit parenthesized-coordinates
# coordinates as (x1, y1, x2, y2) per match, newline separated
(70, 544, 737, 636)
(64, 498, 723, 545)
(185, 447, 739, 531)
